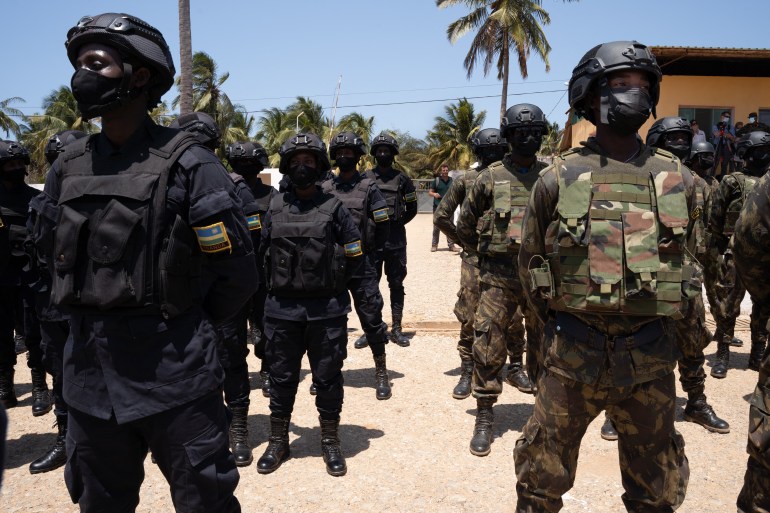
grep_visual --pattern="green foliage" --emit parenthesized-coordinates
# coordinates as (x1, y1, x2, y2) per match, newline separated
(0, 97, 27, 139)
(426, 98, 486, 171)
(538, 119, 562, 157)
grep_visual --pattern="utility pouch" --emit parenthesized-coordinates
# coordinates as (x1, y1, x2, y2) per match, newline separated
(51, 205, 88, 306)
(159, 214, 201, 319)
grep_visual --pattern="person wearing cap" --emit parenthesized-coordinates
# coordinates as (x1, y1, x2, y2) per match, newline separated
(691, 119, 707, 144)
(514, 41, 693, 511)
(737, 111, 770, 137)
(35, 13, 257, 511)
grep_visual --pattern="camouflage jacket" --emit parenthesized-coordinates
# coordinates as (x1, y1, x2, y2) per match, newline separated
(685, 168, 711, 263)
(433, 169, 479, 266)
(707, 171, 760, 253)
(734, 171, 770, 305)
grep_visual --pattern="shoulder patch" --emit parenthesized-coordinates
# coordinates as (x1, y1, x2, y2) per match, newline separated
(373, 208, 389, 222)
(690, 206, 702, 220)
(193, 222, 232, 254)
(246, 213, 262, 231)
(404, 191, 417, 202)
(344, 240, 363, 257)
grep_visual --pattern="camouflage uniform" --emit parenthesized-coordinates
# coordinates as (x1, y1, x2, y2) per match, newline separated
(434, 169, 481, 362)
(707, 171, 763, 374)
(515, 141, 694, 512)
(733, 171, 770, 513)
(700, 176, 723, 338)
(456, 155, 546, 400)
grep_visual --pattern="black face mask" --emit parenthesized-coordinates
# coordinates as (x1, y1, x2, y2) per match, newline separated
(335, 156, 357, 173)
(375, 155, 394, 168)
(665, 142, 690, 160)
(1, 168, 26, 185)
(697, 155, 715, 170)
(480, 148, 507, 168)
(601, 86, 653, 136)
(71, 67, 137, 120)
(234, 163, 263, 177)
(288, 164, 318, 189)
(513, 135, 542, 157)
(747, 148, 770, 174)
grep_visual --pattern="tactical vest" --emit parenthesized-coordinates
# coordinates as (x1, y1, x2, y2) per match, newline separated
(231, 174, 274, 232)
(476, 162, 539, 257)
(367, 170, 405, 222)
(723, 172, 759, 236)
(323, 178, 376, 252)
(51, 127, 200, 318)
(267, 192, 347, 298)
(545, 148, 697, 318)
(461, 170, 479, 197)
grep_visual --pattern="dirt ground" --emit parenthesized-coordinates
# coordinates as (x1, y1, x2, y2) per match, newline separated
(1, 214, 759, 512)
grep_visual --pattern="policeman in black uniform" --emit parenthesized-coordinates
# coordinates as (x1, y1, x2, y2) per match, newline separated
(226, 140, 276, 398)
(169, 111, 220, 151)
(256, 132, 362, 477)
(366, 132, 418, 346)
(36, 13, 257, 511)
(324, 131, 392, 400)
(0, 140, 51, 416)
(26, 130, 87, 475)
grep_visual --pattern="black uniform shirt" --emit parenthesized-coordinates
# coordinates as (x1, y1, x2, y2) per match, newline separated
(367, 166, 417, 250)
(36, 119, 258, 423)
(260, 186, 362, 321)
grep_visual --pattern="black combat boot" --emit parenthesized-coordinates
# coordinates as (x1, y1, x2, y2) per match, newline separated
(600, 415, 618, 441)
(309, 382, 317, 395)
(259, 369, 271, 398)
(373, 353, 392, 400)
(748, 335, 767, 371)
(30, 367, 52, 417)
(452, 359, 473, 399)
(29, 413, 68, 474)
(469, 398, 494, 456)
(0, 368, 17, 408)
(320, 416, 347, 476)
(683, 393, 730, 433)
(710, 340, 730, 379)
(257, 415, 290, 474)
(353, 334, 368, 349)
(730, 336, 744, 347)
(505, 359, 533, 394)
(229, 400, 253, 467)
(14, 334, 27, 355)
(389, 315, 410, 347)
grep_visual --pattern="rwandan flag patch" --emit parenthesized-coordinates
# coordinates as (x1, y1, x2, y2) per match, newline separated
(344, 240, 363, 257)
(193, 222, 232, 253)
(246, 213, 262, 231)
(373, 208, 389, 222)
(404, 192, 417, 202)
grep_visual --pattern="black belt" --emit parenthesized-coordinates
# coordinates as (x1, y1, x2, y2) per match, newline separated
(554, 312, 665, 352)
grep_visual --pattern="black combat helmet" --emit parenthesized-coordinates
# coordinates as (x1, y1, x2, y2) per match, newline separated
(369, 132, 399, 156)
(569, 41, 662, 123)
(736, 130, 770, 158)
(226, 141, 270, 169)
(470, 128, 507, 157)
(645, 116, 693, 160)
(500, 103, 549, 139)
(329, 131, 367, 161)
(689, 140, 715, 162)
(44, 130, 88, 165)
(736, 131, 770, 172)
(0, 140, 30, 165)
(169, 112, 221, 150)
(278, 133, 331, 174)
(65, 13, 175, 110)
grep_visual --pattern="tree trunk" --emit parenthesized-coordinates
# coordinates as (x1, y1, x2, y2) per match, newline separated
(178, 0, 193, 115)
(500, 38, 509, 121)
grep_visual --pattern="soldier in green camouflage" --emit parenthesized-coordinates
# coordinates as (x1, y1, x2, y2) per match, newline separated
(433, 129, 507, 399)
(732, 168, 770, 513)
(456, 105, 546, 457)
(707, 130, 770, 378)
(645, 117, 729, 433)
(514, 41, 691, 512)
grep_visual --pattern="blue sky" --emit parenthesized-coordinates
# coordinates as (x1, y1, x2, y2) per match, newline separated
(3, 0, 769, 139)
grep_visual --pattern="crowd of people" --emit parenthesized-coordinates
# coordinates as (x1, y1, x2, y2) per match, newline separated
(1, 11, 769, 513)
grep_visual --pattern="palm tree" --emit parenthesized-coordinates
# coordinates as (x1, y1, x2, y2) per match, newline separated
(150, 101, 172, 127)
(426, 98, 486, 170)
(215, 97, 253, 157)
(286, 96, 329, 137)
(256, 107, 294, 167)
(336, 112, 375, 145)
(173, 51, 230, 117)
(178, 0, 193, 115)
(388, 129, 433, 178)
(0, 97, 27, 138)
(437, 0, 559, 119)
(538, 120, 562, 157)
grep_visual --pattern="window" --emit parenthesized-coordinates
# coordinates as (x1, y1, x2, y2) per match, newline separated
(678, 107, 733, 138)
(759, 109, 770, 126)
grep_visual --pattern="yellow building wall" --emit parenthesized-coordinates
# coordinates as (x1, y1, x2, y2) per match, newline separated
(564, 75, 770, 148)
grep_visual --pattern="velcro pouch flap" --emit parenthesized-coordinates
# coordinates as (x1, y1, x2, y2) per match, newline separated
(87, 199, 141, 265)
(54, 205, 88, 271)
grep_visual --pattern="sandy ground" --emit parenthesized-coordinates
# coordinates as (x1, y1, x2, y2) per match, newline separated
(1, 214, 759, 513)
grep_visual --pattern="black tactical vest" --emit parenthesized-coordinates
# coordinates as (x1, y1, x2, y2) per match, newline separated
(51, 126, 199, 317)
(323, 177, 376, 252)
(267, 192, 347, 298)
(0, 184, 38, 272)
(367, 170, 405, 222)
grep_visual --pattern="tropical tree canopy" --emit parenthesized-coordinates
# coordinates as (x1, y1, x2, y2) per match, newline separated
(426, 98, 486, 171)
(0, 97, 27, 139)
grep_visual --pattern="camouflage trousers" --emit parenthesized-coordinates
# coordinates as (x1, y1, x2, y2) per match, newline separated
(514, 371, 689, 513)
(714, 252, 747, 339)
(471, 280, 527, 400)
(455, 260, 481, 362)
(675, 293, 711, 397)
(702, 250, 722, 334)
(737, 351, 770, 513)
